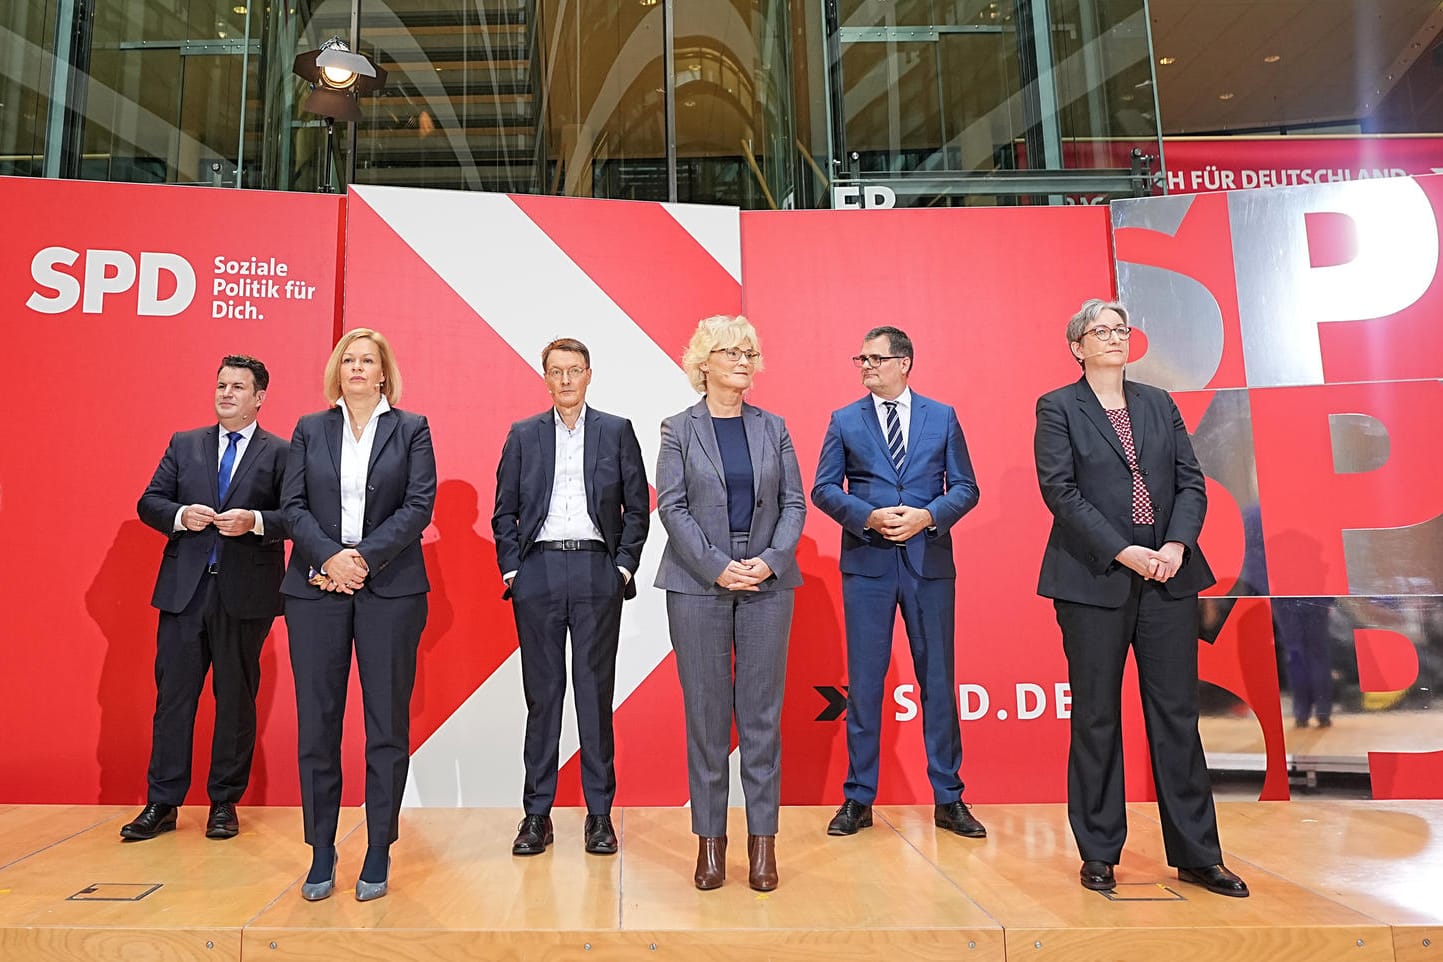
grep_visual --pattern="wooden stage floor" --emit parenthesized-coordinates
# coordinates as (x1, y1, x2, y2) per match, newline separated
(0, 801, 1438, 961)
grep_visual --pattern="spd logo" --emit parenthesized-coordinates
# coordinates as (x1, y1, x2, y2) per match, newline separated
(27, 247, 197, 316)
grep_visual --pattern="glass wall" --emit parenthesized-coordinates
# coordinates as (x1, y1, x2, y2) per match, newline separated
(822, 0, 1160, 205)
(5, 0, 1154, 205)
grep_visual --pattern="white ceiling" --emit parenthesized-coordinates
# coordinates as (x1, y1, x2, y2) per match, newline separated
(1148, 0, 1443, 132)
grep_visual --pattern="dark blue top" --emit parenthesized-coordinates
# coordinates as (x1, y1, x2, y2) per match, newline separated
(712, 415, 754, 534)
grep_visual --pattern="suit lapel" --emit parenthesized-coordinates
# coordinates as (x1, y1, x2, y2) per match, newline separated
(221, 430, 263, 507)
(324, 408, 343, 479)
(367, 410, 398, 474)
(742, 403, 765, 507)
(689, 398, 725, 483)
(204, 426, 221, 506)
(1124, 379, 1146, 461)
(857, 396, 898, 479)
(902, 394, 931, 481)
(583, 407, 602, 521)
(536, 411, 556, 514)
(1074, 378, 1128, 465)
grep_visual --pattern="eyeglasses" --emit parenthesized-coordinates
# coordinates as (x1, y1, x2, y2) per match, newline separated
(851, 354, 905, 368)
(1084, 326, 1132, 342)
(545, 366, 588, 380)
(712, 348, 762, 363)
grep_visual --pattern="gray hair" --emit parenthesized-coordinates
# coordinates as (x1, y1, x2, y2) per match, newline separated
(1066, 298, 1129, 367)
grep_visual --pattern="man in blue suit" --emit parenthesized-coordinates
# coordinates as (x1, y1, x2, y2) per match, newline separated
(492, 337, 650, 858)
(126, 355, 288, 842)
(811, 326, 984, 838)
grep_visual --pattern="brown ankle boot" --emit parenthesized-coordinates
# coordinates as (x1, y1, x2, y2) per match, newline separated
(694, 836, 726, 890)
(747, 834, 778, 891)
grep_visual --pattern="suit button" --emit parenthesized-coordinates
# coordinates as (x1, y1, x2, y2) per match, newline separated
(896, 485, 903, 493)
(367, 484, 376, 491)
(756, 499, 763, 507)
(1141, 469, 1149, 476)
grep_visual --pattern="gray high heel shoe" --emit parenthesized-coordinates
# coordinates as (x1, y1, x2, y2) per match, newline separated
(300, 853, 337, 901)
(355, 856, 390, 902)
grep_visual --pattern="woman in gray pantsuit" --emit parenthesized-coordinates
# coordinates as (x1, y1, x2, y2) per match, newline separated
(655, 315, 806, 892)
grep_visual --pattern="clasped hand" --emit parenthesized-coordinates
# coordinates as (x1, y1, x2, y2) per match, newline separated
(320, 548, 369, 594)
(866, 505, 934, 542)
(181, 505, 255, 535)
(1115, 541, 1184, 582)
(715, 558, 773, 591)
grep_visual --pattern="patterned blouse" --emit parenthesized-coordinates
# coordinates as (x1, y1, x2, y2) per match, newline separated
(1104, 407, 1155, 524)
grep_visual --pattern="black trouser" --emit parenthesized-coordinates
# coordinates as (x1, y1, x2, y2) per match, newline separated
(148, 573, 273, 805)
(286, 588, 427, 847)
(1054, 523, 1222, 869)
(510, 546, 624, 815)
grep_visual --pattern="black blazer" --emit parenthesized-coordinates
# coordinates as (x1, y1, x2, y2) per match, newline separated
(491, 406, 650, 600)
(280, 406, 436, 599)
(137, 425, 288, 618)
(1034, 377, 1215, 606)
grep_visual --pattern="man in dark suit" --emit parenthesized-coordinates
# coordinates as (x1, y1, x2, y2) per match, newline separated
(811, 326, 985, 839)
(492, 337, 650, 857)
(125, 355, 288, 841)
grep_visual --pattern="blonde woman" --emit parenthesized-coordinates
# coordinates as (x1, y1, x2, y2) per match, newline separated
(654, 315, 806, 891)
(282, 328, 436, 902)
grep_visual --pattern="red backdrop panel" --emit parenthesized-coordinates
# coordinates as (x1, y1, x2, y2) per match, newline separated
(0, 177, 342, 804)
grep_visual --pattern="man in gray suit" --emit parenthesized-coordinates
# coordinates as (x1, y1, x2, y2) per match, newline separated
(492, 337, 650, 857)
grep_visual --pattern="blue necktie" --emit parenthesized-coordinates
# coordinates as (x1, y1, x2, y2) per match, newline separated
(884, 401, 905, 472)
(210, 431, 243, 567)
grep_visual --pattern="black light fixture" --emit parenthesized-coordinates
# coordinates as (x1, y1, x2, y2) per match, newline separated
(293, 37, 387, 190)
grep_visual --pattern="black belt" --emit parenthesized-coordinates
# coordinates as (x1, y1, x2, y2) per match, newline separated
(536, 539, 606, 552)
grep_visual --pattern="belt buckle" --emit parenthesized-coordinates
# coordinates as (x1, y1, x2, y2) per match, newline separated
(561, 539, 580, 551)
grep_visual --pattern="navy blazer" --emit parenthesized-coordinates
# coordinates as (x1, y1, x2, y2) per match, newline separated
(138, 425, 289, 618)
(1033, 376, 1216, 606)
(811, 391, 979, 579)
(491, 405, 650, 600)
(653, 399, 807, 594)
(281, 406, 436, 598)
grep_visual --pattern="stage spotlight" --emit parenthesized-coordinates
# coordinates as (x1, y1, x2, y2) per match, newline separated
(292, 37, 387, 191)
(292, 37, 387, 123)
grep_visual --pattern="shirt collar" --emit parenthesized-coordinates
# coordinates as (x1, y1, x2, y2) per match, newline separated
(553, 403, 588, 431)
(335, 395, 392, 428)
(218, 420, 260, 441)
(871, 387, 912, 414)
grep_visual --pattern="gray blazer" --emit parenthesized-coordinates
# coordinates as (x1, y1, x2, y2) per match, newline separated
(654, 398, 807, 594)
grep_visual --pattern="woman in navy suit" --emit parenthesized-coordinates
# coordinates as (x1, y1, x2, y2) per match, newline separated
(282, 328, 436, 902)
(655, 315, 806, 892)
(1033, 298, 1247, 898)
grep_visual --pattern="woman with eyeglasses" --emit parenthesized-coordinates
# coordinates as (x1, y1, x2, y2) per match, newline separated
(655, 315, 807, 892)
(1033, 298, 1247, 899)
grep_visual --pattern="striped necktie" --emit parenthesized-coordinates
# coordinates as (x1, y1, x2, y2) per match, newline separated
(883, 401, 905, 471)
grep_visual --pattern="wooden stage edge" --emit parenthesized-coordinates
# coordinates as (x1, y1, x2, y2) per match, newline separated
(0, 801, 1439, 961)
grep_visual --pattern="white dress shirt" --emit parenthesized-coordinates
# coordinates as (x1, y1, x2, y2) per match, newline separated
(171, 420, 265, 535)
(339, 396, 391, 546)
(504, 406, 628, 584)
(871, 386, 913, 451)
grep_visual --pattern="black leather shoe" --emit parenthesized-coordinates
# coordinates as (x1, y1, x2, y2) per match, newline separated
(1178, 863, 1250, 898)
(826, 799, 873, 836)
(120, 803, 178, 841)
(206, 802, 239, 839)
(584, 814, 618, 855)
(512, 814, 554, 856)
(934, 800, 987, 838)
(1080, 860, 1116, 891)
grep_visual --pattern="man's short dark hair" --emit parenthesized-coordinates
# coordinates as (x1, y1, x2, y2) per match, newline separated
(219, 354, 270, 391)
(863, 325, 914, 363)
(540, 337, 591, 371)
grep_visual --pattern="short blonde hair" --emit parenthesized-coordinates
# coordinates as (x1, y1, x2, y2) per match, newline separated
(681, 315, 764, 394)
(323, 328, 403, 405)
